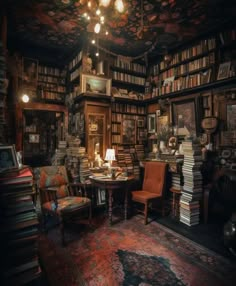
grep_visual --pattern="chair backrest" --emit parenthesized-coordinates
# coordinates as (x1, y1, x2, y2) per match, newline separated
(36, 166, 69, 202)
(142, 161, 168, 196)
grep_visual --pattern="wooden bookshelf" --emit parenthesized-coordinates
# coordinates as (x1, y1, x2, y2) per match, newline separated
(38, 65, 66, 103)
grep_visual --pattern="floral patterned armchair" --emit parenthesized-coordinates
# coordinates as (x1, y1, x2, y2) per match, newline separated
(36, 165, 92, 246)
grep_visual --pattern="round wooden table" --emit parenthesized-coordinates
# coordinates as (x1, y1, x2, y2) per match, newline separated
(89, 176, 135, 225)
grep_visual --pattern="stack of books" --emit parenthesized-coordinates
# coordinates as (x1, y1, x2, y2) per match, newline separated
(180, 140, 203, 226)
(0, 41, 6, 142)
(0, 167, 41, 285)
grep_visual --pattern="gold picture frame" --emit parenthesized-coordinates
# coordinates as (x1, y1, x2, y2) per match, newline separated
(81, 74, 111, 95)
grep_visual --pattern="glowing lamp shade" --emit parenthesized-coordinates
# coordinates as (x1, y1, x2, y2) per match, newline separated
(22, 94, 29, 103)
(105, 148, 116, 167)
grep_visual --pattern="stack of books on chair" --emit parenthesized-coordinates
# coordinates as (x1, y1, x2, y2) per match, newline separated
(180, 140, 203, 226)
(0, 167, 41, 285)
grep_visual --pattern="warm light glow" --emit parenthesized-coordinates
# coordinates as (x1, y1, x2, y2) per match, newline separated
(88, 1, 91, 8)
(105, 149, 116, 166)
(99, 0, 111, 7)
(96, 9, 101, 16)
(105, 30, 109, 35)
(115, 0, 124, 13)
(100, 16, 105, 23)
(91, 39, 96, 44)
(94, 22, 101, 33)
(22, 94, 29, 103)
(95, 52, 99, 57)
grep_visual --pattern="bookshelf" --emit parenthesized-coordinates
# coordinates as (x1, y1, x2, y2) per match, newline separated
(110, 57, 146, 98)
(150, 37, 216, 97)
(38, 64, 66, 103)
(111, 98, 146, 147)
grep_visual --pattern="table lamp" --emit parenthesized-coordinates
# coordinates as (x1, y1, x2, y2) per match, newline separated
(105, 148, 116, 178)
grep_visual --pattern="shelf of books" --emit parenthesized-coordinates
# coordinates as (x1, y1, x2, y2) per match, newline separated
(38, 65, 66, 102)
(150, 37, 216, 97)
(0, 166, 41, 285)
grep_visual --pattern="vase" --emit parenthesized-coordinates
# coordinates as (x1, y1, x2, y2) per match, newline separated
(159, 141, 166, 153)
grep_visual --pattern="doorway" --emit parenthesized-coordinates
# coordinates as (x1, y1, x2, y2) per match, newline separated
(23, 110, 64, 167)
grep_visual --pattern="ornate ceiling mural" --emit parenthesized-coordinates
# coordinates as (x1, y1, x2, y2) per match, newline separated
(5, 0, 236, 60)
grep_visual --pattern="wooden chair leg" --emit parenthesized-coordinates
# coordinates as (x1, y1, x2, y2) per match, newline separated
(144, 202, 148, 225)
(89, 203, 92, 225)
(60, 218, 66, 247)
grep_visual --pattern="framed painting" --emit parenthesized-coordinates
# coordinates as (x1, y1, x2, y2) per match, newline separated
(147, 114, 156, 133)
(22, 57, 38, 85)
(217, 62, 231, 80)
(97, 188, 106, 205)
(122, 119, 136, 144)
(172, 99, 197, 136)
(0, 145, 19, 171)
(81, 74, 111, 95)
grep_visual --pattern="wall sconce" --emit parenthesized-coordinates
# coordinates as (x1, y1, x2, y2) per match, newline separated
(22, 94, 29, 103)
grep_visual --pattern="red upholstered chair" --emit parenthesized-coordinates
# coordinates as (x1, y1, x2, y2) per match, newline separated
(131, 161, 168, 224)
(37, 165, 92, 246)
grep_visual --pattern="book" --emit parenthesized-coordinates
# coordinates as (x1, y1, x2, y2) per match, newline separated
(0, 169, 33, 185)
(0, 166, 30, 178)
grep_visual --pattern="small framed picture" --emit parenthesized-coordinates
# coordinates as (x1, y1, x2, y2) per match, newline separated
(148, 114, 156, 133)
(122, 119, 136, 144)
(0, 145, 19, 171)
(137, 119, 144, 128)
(217, 62, 231, 80)
(29, 134, 40, 143)
(97, 188, 106, 205)
(156, 109, 161, 117)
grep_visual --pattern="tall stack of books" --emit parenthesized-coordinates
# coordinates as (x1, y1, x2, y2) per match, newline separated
(0, 167, 41, 285)
(0, 41, 6, 142)
(52, 140, 67, 165)
(180, 139, 203, 226)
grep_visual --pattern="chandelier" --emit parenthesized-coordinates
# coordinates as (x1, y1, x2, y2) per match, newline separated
(82, 0, 125, 36)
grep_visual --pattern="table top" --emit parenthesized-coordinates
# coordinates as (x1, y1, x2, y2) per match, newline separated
(89, 175, 134, 188)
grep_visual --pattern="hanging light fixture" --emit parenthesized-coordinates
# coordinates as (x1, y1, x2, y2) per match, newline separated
(83, 0, 125, 35)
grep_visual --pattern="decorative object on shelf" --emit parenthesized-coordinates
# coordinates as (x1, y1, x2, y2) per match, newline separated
(0, 145, 19, 171)
(81, 73, 111, 95)
(122, 119, 136, 144)
(147, 114, 156, 133)
(167, 136, 178, 150)
(172, 99, 197, 137)
(217, 61, 231, 80)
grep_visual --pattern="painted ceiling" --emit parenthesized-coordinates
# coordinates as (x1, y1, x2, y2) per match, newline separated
(5, 0, 236, 63)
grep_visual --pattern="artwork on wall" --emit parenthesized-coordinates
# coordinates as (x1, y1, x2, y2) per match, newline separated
(122, 119, 136, 144)
(22, 57, 38, 85)
(147, 114, 156, 133)
(217, 61, 231, 80)
(81, 74, 111, 95)
(0, 145, 18, 171)
(172, 99, 197, 136)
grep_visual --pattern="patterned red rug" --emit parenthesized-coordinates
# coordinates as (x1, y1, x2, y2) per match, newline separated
(39, 215, 236, 286)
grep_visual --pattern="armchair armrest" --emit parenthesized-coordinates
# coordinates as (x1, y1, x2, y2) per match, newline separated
(39, 187, 58, 210)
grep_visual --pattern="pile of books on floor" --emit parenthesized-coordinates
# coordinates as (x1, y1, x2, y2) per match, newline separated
(180, 139, 203, 226)
(52, 140, 67, 165)
(0, 166, 41, 285)
(0, 41, 7, 142)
